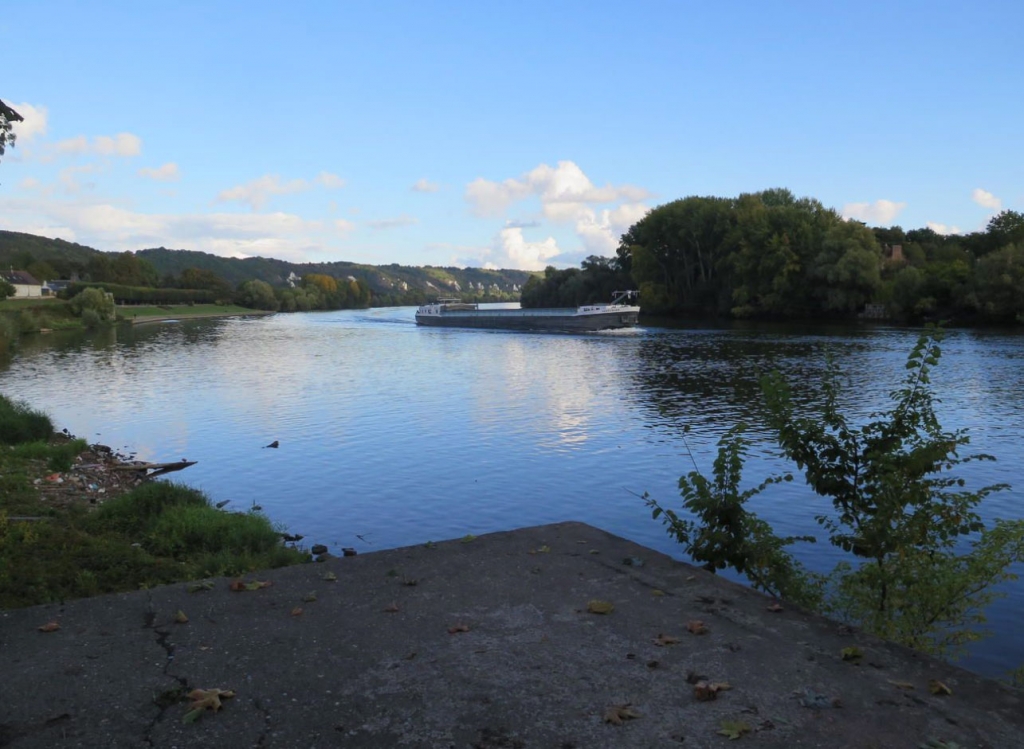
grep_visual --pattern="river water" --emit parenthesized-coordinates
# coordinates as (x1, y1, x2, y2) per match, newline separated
(1, 308, 1021, 677)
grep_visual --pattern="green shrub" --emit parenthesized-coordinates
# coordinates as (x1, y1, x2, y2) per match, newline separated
(9, 438, 87, 471)
(0, 395, 53, 444)
(649, 329, 1024, 660)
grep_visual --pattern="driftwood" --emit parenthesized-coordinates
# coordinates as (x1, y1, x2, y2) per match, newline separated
(110, 460, 197, 479)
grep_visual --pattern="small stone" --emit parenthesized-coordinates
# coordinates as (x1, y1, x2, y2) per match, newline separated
(311, 544, 328, 555)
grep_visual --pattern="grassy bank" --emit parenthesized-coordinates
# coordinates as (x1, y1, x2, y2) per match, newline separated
(0, 298, 80, 340)
(121, 303, 270, 322)
(0, 394, 307, 609)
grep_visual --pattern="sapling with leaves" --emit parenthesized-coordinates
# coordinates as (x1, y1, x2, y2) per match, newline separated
(648, 327, 1024, 659)
(762, 328, 1024, 656)
(646, 425, 819, 605)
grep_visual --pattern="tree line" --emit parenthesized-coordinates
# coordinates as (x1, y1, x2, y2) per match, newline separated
(523, 188, 1024, 324)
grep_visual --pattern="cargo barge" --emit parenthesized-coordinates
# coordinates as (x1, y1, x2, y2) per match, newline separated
(415, 291, 640, 332)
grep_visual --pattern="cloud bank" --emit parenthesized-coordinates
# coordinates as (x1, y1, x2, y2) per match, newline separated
(841, 199, 907, 225)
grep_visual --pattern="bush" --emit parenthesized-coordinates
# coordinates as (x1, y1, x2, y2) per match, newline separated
(648, 329, 1024, 659)
(69, 287, 115, 323)
(0, 394, 53, 444)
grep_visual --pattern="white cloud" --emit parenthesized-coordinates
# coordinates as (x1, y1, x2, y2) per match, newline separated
(505, 218, 540, 229)
(971, 188, 1001, 211)
(841, 199, 907, 225)
(368, 215, 418, 230)
(215, 175, 311, 210)
(48, 132, 142, 159)
(53, 135, 90, 156)
(0, 193, 350, 263)
(465, 176, 533, 216)
(473, 227, 561, 271)
(58, 164, 98, 194)
(315, 171, 345, 189)
(94, 133, 142, 157)
(465, 160, 650, 219)
(9, 102, 48, 142)
(334, 219, 355, 233)
(20, 177, 41, 190)
(138, 162, 180, 182)
(574, 203, 649, 256)
(411, 178, 440, 193)
(927, 222, 962, 235)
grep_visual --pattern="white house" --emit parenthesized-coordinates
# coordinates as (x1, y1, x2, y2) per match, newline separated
(2, 270, 43, 298)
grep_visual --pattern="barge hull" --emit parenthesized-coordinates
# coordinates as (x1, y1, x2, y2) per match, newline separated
(415, 310, 639, 332)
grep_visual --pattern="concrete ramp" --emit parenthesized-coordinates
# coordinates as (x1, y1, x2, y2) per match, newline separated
(1, 522, 1020, 747)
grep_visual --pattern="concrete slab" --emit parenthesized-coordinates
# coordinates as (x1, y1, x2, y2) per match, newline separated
(1, 522, 1020, 748)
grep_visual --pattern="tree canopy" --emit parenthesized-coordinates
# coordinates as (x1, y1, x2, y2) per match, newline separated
(531, 188, 1024, 325)
(0, 99, 24, 168)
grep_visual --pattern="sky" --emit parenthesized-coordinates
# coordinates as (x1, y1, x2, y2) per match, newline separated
(1, 1, 1021, 271)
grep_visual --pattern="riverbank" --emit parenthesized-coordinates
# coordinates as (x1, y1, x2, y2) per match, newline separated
(118, 304, 274, 325)
(0, 395, 307, 609)
(1, 521, 1021, 748)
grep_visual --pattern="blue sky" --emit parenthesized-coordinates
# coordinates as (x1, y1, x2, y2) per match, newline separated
(2, 1, 1021, 270)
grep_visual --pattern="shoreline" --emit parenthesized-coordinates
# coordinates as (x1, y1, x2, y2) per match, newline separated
(122, 309, 276, 326)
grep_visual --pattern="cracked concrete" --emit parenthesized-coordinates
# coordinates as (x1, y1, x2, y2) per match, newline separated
(1, 522, 1021, 748)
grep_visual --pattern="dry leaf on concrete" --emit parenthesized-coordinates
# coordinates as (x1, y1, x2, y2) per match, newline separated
(603, 704, 642, 725)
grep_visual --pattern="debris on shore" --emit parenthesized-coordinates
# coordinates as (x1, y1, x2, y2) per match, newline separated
(32, 434, 196, 510)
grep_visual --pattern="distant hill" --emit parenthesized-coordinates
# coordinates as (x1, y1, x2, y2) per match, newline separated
(0, 230, 534, 302)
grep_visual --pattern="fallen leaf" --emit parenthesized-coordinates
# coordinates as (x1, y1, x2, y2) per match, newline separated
(383, 602, 400, 613)
(685, 575, 696, 581)
(588, 549, 600, 555)
(587, 600, 615, 615)
(694, 681, 732, 701)
(174, 610, 189, 624)
(290, 607, 304, 617)
(447, 623, 470, 634)
(766, 603, 784, 613)
(322, 571, 338, 582)
(37, 621, 60, 633)
(536, 545, 551, 553)
(646, 660, 659, 669)
(887, 679, 915, 690)
(230, 579, 272, 592)
(840, 646, 863, 663)
(928, 680, 952, 696)
(717, 718, 751, 740)
(686, 620, 709, 635)
(302, 591, 318, 602)
(183, 688, 235, 722)
(460, 534, 477, 543)
(651, 589, 665, 597)
(400, 577, 418, 586)
(603, 703, 642, 725)
(187, 580, 215, 593)
(653, 633, 680, 647)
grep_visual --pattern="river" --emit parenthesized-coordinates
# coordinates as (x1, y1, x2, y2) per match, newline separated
(1, 308, 1022, 677)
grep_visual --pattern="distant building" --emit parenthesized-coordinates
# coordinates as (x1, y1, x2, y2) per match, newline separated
(43, 279, 72, 296)
(2, 270, 43, 298)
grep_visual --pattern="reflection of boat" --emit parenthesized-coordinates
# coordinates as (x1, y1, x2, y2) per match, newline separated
(415, 290, 640, 332)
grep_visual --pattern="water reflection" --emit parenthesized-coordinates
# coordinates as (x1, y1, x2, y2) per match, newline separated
(0, 312, 1022, 677)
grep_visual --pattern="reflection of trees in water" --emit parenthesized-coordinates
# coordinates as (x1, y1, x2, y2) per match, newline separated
(630, 329, 910, 450)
